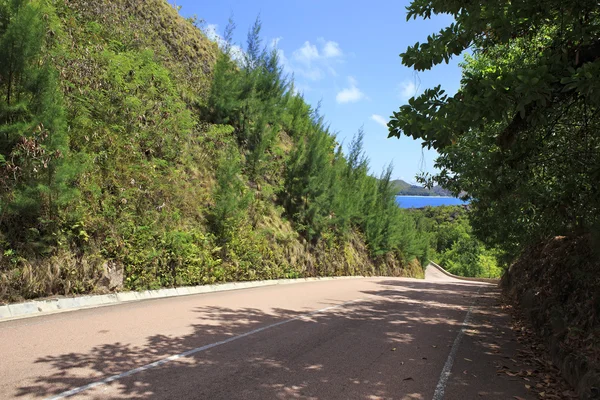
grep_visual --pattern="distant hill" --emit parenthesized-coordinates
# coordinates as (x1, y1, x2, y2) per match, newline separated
(391, 179, 452, 196)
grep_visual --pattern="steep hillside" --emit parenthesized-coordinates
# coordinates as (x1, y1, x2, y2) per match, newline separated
(0, 0, 427, 302)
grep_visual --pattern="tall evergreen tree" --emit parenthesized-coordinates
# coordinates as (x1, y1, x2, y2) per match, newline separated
(283, 126, 336, 241)
(209, 147, 251, 242)
(0, 0, 76, 248)
(205, 18, 241, 126)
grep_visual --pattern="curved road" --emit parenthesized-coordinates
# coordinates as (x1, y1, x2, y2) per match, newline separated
(1, 267, 534, 399)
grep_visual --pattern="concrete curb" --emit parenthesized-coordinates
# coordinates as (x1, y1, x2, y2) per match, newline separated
(0, 276, 366, 322)
(428, 261, 500, 284)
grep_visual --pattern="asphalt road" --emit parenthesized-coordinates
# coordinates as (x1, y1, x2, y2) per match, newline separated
(0, 267, 535, 400)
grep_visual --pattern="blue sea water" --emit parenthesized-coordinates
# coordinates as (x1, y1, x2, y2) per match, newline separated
(396, 196, 468, 208)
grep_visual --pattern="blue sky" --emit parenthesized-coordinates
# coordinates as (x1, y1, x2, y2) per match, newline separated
(174, 0, 463, 183)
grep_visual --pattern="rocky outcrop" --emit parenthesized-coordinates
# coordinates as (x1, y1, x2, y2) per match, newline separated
(98, 260, 124, 292)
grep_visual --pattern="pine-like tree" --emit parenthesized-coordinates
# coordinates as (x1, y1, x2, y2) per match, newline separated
(0, 0, 77, 249)
(205, 18, 241, 126)
(283, 122, 336, 241)
(209, 148, 251, 242)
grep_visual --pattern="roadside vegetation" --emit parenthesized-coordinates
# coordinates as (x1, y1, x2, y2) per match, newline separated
(0, 0, 431, 302)
(390, 0, 600, 262)
(410, 206, 502, 278)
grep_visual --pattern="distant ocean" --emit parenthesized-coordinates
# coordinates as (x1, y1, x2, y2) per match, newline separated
(396, 196, 468, 208)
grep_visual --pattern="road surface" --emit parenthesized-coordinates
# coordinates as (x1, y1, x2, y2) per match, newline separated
(0, 267, 533, 399)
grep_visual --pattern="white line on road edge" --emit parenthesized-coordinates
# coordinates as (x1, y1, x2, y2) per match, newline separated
(45, 299, 364, 400)
(432, 287, 482, 400)
(1, 276, 368, 323)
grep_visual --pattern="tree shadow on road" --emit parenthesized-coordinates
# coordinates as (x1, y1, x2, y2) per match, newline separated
(13, 279, 534, 400)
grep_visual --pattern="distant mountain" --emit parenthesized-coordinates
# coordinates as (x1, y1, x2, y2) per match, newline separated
(391, 179, 452, 197)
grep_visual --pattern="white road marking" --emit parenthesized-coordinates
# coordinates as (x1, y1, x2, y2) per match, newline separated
(45, 299, 363, 400)
(432, 287, 481, 400)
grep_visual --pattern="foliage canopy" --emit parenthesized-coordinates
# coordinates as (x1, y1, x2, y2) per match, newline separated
(390, 0, 600, 256)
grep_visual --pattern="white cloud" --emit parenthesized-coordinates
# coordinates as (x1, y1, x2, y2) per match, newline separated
(204, 27, 345, 82)
(322, 41, 342, 58)
(293, 41, 320, 64)
(290, 42, 323, 81)
(285, 38, 345, 81)
(337, 86, 363, 103)
(371, 114, 388, 128)
(399, 80, 418, 101)
(336, 77, 365, 104)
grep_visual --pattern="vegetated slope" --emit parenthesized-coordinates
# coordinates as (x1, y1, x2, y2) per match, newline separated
(0, 0, 427, 302)
(503, 236, 600, 398)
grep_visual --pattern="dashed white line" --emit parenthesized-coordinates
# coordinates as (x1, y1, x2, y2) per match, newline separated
(432, 287, 481, 400)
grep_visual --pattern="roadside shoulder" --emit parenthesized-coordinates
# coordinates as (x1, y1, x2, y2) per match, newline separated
(444, 286, 576, 399)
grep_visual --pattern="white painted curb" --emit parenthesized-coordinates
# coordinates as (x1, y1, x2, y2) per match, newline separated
(0, 276, 366, 322)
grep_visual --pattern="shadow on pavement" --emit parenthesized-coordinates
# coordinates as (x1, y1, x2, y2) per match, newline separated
(14, 279, 535, 400)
